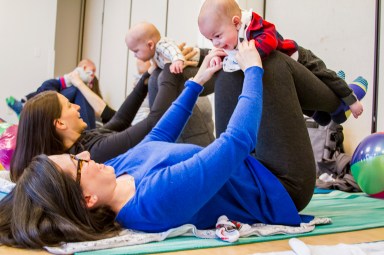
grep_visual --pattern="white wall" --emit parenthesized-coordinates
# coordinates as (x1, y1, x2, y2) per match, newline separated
(82, 0, 104, 78)
(167, 0, 201, 46)
(265, 0, 376, 154)
(0, 0, 57, 124)
(378, 1, 384, 132)
(97, 0, 132, 109)
(54, 0, 83, 77)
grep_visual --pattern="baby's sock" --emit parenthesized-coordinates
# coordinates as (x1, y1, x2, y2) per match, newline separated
(349, 76, 368, 101)
(62, 67, 93, 88)
(336, 70, 345, 80)
(5, 96, 23, 117)
(62, 74, 73, 88)
(331, 76, 368, 124)
(76, 67, 93, 84)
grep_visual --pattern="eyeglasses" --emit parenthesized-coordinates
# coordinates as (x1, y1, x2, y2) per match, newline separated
(69, 154, 89, 184)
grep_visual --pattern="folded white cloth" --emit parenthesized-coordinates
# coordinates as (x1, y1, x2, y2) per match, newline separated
(45, 216, 331, 254)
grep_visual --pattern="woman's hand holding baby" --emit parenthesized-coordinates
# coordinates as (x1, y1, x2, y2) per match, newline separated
(235, 39, 262, 71)
(192, 48, 226, 86)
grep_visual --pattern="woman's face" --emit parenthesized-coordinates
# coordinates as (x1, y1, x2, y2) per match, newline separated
(49, 151, 117, 207)
(57, 94, 88, 134)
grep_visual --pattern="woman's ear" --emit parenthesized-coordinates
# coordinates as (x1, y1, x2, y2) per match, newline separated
(54, 119, 66, 130)
(84, 194, 98, 208)
(232, 15, 241, 29)
(76, 151, 91, 161)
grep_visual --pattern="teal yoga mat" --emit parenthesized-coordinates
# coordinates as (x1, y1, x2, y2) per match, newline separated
(76, 190, 384, 255)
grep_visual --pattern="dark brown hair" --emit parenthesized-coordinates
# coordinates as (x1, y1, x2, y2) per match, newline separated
(90, 76, 103, 99)
(0, 154, 121, 248)
(10, 91, 64, 182)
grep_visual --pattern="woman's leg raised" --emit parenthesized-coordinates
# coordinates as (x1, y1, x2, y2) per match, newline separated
(214, 51, 341, 211)
(148, 67, 162, 107)
(149, 64, 215, 146)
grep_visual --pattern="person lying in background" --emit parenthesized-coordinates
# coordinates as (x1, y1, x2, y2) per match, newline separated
(6, 59, 116, 129)
(9, 46, 200, 182)
(7, 41, 202, 128)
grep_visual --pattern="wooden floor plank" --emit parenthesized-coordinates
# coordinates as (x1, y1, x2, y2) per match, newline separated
(0, 227, 383, 255)
(159, 227, 384, 255)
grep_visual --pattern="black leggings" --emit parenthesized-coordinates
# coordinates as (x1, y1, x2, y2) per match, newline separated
(214, 51, 340, 211)
(148, 64, 216, 146)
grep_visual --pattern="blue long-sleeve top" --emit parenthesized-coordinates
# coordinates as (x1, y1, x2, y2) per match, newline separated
(105, 66, 301, 232)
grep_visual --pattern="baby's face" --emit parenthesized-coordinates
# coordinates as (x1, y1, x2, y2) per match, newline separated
(126, 37, 154, 62)
(131, 43, 154, 62)
(200, 18, 239, 50)
(83, 63, 96, 81)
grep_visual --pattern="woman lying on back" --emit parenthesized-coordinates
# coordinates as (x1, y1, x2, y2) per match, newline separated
(0, 41, 313, 248)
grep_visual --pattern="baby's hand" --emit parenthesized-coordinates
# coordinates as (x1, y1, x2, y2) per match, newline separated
(68, 70, 84, 87)
(170, 60, 184, 74)
(349, 100, 364, 118)
(209, 56, 222, 68)
(192, 48, 226, 85)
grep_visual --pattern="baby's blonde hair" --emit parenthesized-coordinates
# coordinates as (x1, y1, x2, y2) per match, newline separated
(128, 22, 161, 45)
(77, 59, 95, 68)
(199, 0, 241, 25)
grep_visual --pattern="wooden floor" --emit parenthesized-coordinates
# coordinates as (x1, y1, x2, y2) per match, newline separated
(0, 227, 383, 254)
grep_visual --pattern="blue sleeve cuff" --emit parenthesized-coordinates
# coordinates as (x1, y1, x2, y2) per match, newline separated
(185, 80, 205, 94)
(244, 66, 264, 76)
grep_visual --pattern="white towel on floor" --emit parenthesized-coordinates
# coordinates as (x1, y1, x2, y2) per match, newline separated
(45, 216, 331, 254)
